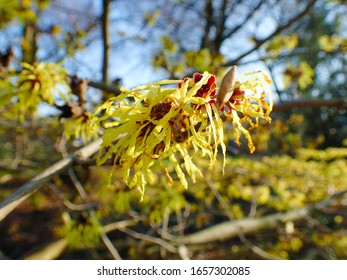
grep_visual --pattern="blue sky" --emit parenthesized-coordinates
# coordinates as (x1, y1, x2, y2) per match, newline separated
(0, 0, 285, 114)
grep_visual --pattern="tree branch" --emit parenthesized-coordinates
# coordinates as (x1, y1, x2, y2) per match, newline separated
(221, 0, 263, 42)
(0, 138, 102, 222)
(119, 228, 178, 254)
(87, 80, 120, 96)
(102, 220, 139, 233)
(174, 190, 347, 245)
(223, 0, 317, 66)
(213, 0, 228, 51)
(60, 136, 122, 260)
(200, 0, 214, 50)
(205, 177, 281, 260)
(48, 182, 99, 211)
(272, 99, 347, 113)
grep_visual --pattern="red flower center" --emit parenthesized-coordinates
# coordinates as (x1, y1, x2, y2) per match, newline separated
(178, 73, 217, 102)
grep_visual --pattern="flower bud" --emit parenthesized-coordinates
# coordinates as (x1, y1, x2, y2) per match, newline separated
(217, 66, 237, 109)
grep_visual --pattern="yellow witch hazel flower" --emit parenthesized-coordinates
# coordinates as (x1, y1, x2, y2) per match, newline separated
(92, 67, 272, 197)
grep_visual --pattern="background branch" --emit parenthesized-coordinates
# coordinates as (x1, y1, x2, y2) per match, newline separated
(119, 228, 177, 254)
(272, 99, 347, 112)
(58, 137, 122, 260)
(0, 138, 102, 222)
(223, 0, 317, 66)
(87, 80, 120, 96)
(174, 190, 347, 245)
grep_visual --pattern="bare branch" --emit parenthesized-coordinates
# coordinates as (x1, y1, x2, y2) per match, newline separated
(205, 177, 280, 260)
(102, 220, 139, 233)
(223, 0, 317, 66)
(174, 190, 347, 244)
(221, 0, 263, 42)
(23, 239, 68, 260)
(97, 221, 122, 260)
(272, 99, 347, 113)
(0, 138, 102, 222)
(263, 61, 284, 102)
(119, 228, 178, 254)
(48, 182, 98, 211)
(87, 80, 121, 96)
(0, 157, 72, 222)
(64, 153, 122, 260)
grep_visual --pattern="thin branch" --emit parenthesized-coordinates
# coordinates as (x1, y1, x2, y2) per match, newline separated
(87, 80, 120, 96)
(51, 2, 99, 20)
(74, 138, 103, 159)
(205, 178, 233, 220)
(263, 60, 284, 102)
(11, 134, 23, 170)
(205, 178, 279, 260)
(175, 209, 191, 260)
(68, 167, 88, 199)
(48, 182, 98, 211)
(119, 228, 177, 254)
(0, 156, 73, 222)
(0, 138, 102, 222)
(237, 45, 347, 66)
(236, 49, 310, 65)
(161, 207, 171, 240)
(102, 220, 139, 233)
(96, 222, 122, 260)
(63, 156, 122, 260)
(71, 168, 122, 259)
(222, 0, 263, 41)
(272, 99, 347, 113)
(174, 189, 347, 245)
(57, 137, 89, 200)
(223, 0, 317, 66)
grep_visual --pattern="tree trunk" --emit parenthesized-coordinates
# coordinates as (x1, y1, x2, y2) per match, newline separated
(22, 21, 38, 64)
(102, 0, 111, 83)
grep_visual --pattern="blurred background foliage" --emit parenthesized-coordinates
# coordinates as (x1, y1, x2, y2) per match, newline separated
(0, 0, 346, 260)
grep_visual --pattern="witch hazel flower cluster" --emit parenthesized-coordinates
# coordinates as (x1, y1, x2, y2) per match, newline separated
(92, 67, 272, 196)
